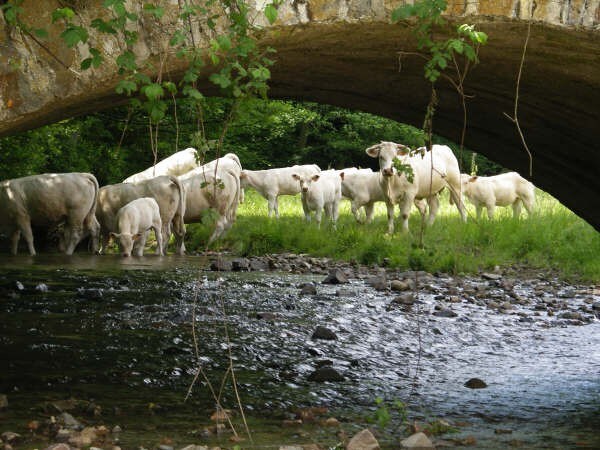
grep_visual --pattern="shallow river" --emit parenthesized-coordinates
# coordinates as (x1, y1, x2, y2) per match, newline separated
(0, 255, 598, 449)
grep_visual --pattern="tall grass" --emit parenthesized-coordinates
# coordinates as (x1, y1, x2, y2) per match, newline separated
(184, 189, 600, 282)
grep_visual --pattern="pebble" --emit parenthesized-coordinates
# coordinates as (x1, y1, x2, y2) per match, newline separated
(464, 378, 488, 389)
(311, 326, 337, 340)
(307, 366, 345, 382)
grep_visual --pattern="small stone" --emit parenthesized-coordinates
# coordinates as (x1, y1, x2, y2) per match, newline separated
(44, 445, 70, 450)
(311, 326, 337, 340)
(210, 409, 232, 422)
(112, 425, 122, 434)
(55, 428, 73, 442)
(400, 432, 434, 449)
(58, 412, 82, 429)
(347, 429, 380, 450)
(0, 394, 7, 409)
(494, 428, 513, 434)
(35, 283, 49, 292)
(336, 288, 356, 297)
(282, 419, 303, 427)
(157, 445, 174, 450)
(322, 269, 348, 284)
(482, 272, 502, 280)
(299, 283, 317, 295)
(392, 293, 415, 305)
(322, 417, 340, 427)
(368, 276, 387, 291)
(464, 378, 487, 389)
(15, 281, 24, 291)
(433, 308, 457, 318)
(307, 367, 345, 382)
(179, 446, 209, 450)
(560, 311, 583, 320)
(390, 280, 411, 291)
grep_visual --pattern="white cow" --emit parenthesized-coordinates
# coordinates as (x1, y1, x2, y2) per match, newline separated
(461, 172, 535, 219)
(179, 152, 244, 203)
(240, 164, 321, 217)
(366, 142, 466, 233)
(292, 171, 342, 228)
(339, 170, 385, 223)
(177, 168, 240, 252)
(0, 173, 100, 255)
(97, 175, 185, 254)
(123, 147, 199, 183)
(111, 197, 164, 257)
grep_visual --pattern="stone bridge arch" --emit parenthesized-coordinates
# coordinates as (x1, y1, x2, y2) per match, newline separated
(1, 0, 599, 229)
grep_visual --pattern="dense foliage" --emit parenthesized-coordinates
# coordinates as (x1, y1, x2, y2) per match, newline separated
(0, 98, 502, 184)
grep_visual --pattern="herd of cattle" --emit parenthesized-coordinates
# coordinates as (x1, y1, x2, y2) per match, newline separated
(0, 143, 536, 257)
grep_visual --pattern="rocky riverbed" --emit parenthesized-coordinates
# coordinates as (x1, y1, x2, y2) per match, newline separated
(0, 253, 598, 449)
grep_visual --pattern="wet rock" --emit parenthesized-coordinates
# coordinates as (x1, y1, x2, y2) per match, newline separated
(231, 258, 250, 271)
(482, 272, 502, 281)
(57, 412, 82, 430)
(315, 359, 334, 368)
(336, 288, 357, 297)
(0, 433, 20, 444)
(77, 287, 103, 300)
(179, 446, 209, 450)
(299, 283, 317, 295)
(44, 445, 70, 450)
(322, 269, 349, 284)
(400, 432, 434, 449)
(322, 417, 340, 427)
(433, 308, 457, 318)
(494, 428, 513, 434)
(249, 258, 269, 271)
(390, 280, 411, 291)
(560, 311, 583, 320)
(368, 275, 387, 291)
(112, 425, 122, 434)
(392, 293, 415, 305)
(14, 281, 24, 291)
(464, 378, 487, 389)
(0, 394, 7, 409)
(157, 445, 174, 450)
(256, 312, 278, 320)
(307, 367, 345, 382)
(55, 429, 73, 443)
(347, 429, 380, 450)
(35, 283, 49, 292)
(311, 326, 337, 340)
(210, 259, 232, 271)
(592, 302, 600, 311)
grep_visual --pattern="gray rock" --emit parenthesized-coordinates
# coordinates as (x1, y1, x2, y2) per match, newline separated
(368, 275, 387, 291)
(307, 366, 345, 382)
(464, 378, 487, 389)
(392, 293, 415, 305)
(592, 302, 600, 311)
(336, 288, 357, 297)
(179, 446, 209, 450)
(0, 432, 20, 443)
(311, 326, 337, 340)
(231, 258, 250, 271)
(249, 258, 269, 271)
(210, 259, 232, 271)
(322, 268, 349, 284)
(299, 283, 317, 295)
(15, 281, 24, 291)
(390, 280, 411, 291)
(560, 311, 583, 320)
(35, 283, 49, 292)
(58, 412, 82, 430)
(55, 429, 73, 443)
(347, 429, 380, 450)
(482, 272, 502, 280)
(433, 308, 457, 318)
(400, 432, 434, 449)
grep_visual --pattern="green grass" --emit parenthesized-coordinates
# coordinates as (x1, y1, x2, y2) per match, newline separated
(183, 189, 600, 282)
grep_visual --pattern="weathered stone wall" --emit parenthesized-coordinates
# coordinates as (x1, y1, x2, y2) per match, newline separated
(0, 0, 599, 229)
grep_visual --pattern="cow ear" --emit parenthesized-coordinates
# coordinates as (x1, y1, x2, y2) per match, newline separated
(396, 144, 410, 156)
(132, 233, 142, 241)
(239, 171, 247, 179)
(365, 144, 380, 158)
(339, 172, 345, 180)
(292, 174, 300, 180)
(311, 174, 320, 182)
(110, 232, 120, 238)
(469, 176, 478, 182)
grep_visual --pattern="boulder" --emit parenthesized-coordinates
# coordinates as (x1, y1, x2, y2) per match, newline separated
(347, 429, 380, 450)
(307, 367, 345, 382)
(311, 326, 337, 340)
(464, 378, 487, 389)
(390, 280, 411, 291)
(400, 432, 434, 449)
(392, 294, 415, 305)
(433, 308, 457, 318)
(299, 283, 317, 295)
(231, 258, 250, 271)
(322, 269, 349, 284)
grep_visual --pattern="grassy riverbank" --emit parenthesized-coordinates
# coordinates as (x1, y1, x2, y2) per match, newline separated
(184, 189, 600, 282)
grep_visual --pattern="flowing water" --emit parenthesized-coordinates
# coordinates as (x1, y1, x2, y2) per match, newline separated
(0, 255, 598, 449)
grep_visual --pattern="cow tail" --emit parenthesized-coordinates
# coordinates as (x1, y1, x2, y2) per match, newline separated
(84, 173, 100, 251)
(169, 175, 186, 238)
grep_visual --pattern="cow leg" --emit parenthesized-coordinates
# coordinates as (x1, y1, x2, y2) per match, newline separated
(512, 200, 522, 219)
(301, 196, 311, 222)
(475, 204, 483, 220)
(427, 195, 439, 226)
(133, 232, 148, 257)
(364, 203, 375, 223)
(17, 219, 36, 256)
(315, 207, 323, 229)
(100, 231, 111, 255)
(351, 201, 362, 223)
(449, 186, 467, 222)
(399, 200, 412, 233)
(266, 194, 277, 218)
(208, 215, 227, 245)
(385, 202, 395, 234)
(154, 225, 164, 256)
(64, 224, 83, 255)
(331, 201, 339, 229)
(10, 229, 21, 255)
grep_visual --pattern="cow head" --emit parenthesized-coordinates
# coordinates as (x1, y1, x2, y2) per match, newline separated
(292, 174, 320, 193)
(366, 141, 410, 177)
(110, 231, 142, 257)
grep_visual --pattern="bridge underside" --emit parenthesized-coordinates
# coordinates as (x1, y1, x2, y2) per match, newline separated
(1, 19, 599, 230)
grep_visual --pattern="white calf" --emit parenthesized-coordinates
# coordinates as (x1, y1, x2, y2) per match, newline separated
(111, 197, 163, 257)
(366, 141, 466, 233)
(240, 164, 321, 217)
(461, 172, 535, 219)
(292, 171, 342, 228)
(339, 170, 384, 223)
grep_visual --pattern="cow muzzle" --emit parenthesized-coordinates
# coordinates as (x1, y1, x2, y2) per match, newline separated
(382, 168, 394, 177)
(302, 187, 308, 193)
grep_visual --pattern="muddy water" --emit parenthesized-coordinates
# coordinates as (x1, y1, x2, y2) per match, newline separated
(0, 255, 599, 449)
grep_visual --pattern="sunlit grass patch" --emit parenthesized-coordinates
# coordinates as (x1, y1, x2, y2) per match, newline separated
(183, 188, 600, 282)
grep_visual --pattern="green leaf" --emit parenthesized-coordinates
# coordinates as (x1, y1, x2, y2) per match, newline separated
(264, 4, 277, 24)
(209, 72, 232, 89)
(169, 30, 186, 47)
(60, 26, 89, 47)
(391, 5, 415, 22)
(33, 28, 48, 38)
(115, 79, 137, 95)
(51, 7, 75, 23)
(216, 35, 232, 51)
(91, 18, 117, 34)
(163, 81, 177, 94)
(80, 58, 93, 70)
(182, 85, 204, 101)
(474, 31, 488, 45)
(143, 3, 164, 19)
(148, 101, 167, 123)
(134, 72, 151, 85)
(141, 83, 164, 101)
